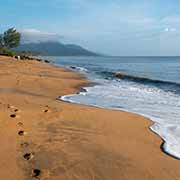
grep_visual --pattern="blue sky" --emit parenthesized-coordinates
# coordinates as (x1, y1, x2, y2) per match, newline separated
(1, 0, 180, 55)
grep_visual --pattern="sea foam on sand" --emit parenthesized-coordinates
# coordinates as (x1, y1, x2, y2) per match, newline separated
(61, 77, 180, 159)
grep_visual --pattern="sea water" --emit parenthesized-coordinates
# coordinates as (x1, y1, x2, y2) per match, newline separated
(43, 56, 180, 159)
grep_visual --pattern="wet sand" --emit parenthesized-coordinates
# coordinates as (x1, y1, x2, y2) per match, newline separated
(0, 55, 180, 180)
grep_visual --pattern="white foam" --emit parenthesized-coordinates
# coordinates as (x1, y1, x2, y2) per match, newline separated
(61, 78, 180, 159)
(69, 66, 88, 73)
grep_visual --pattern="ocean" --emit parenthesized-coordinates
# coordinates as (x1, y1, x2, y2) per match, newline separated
(43, 56, 180, 159)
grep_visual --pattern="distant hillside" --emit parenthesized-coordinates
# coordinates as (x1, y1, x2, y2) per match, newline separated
(14, 41, 98, 56)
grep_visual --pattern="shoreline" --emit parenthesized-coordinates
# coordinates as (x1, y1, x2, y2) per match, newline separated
(45, 57, 180, 160)
(60, 65, 180, 160)
(0, 55, 180, 180)
(61, 91, 174, 160)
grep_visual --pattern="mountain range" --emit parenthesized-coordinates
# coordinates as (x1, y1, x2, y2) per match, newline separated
(14, 41, 99, 56)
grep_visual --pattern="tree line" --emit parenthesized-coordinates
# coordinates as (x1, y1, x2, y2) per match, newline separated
(0, 28, 21, 56)
(0, 28, 21, 49)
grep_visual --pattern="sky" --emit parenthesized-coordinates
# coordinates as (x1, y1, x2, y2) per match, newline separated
(1, 0, 180, 56)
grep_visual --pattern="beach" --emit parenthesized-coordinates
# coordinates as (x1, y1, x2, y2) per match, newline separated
(0, 55, 180, 180)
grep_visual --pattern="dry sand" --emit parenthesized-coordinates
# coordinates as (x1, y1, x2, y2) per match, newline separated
(0, 55, 180, 180)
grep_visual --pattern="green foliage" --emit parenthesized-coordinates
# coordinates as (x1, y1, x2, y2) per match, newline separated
(0, 35, 3, 48)
(0, 28, 21, 49)
(15, 50, 41, 56)
(0, 48, 15, 56)
(3, 28, 21, 48)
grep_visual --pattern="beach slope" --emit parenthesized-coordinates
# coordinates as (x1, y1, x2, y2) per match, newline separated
(0, 55, 180, 180)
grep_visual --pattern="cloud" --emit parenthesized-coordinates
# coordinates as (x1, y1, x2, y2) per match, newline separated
(19, 28, 62, 43)
(164, 28, 177, 32)
(7, 0, 180, 55)
(161, 15, 180, 24)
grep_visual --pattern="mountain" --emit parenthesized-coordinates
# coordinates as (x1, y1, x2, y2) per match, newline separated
(14, 41, 98, 56)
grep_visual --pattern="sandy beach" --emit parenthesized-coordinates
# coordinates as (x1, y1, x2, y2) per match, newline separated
(0, 55, 180, 180)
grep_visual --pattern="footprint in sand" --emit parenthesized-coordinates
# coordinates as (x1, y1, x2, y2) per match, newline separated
(8, 105, 21, 118)
(18, 130, 27, 136)
(43, 105, 51, 113)
(44, 109, 49, 113)
(32, 169, 41, 179)
(7, 104, 14, 109)
(20, 142, 29, 148)
(10, 114, 17, 118)
(23, 153, 34, 161)
(14, 108, 20, 112)
(17, 122, 23, 127)
(7, 105, 20, 112)
(43, 105, 49, 113)
(10, 112, 21, 118)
